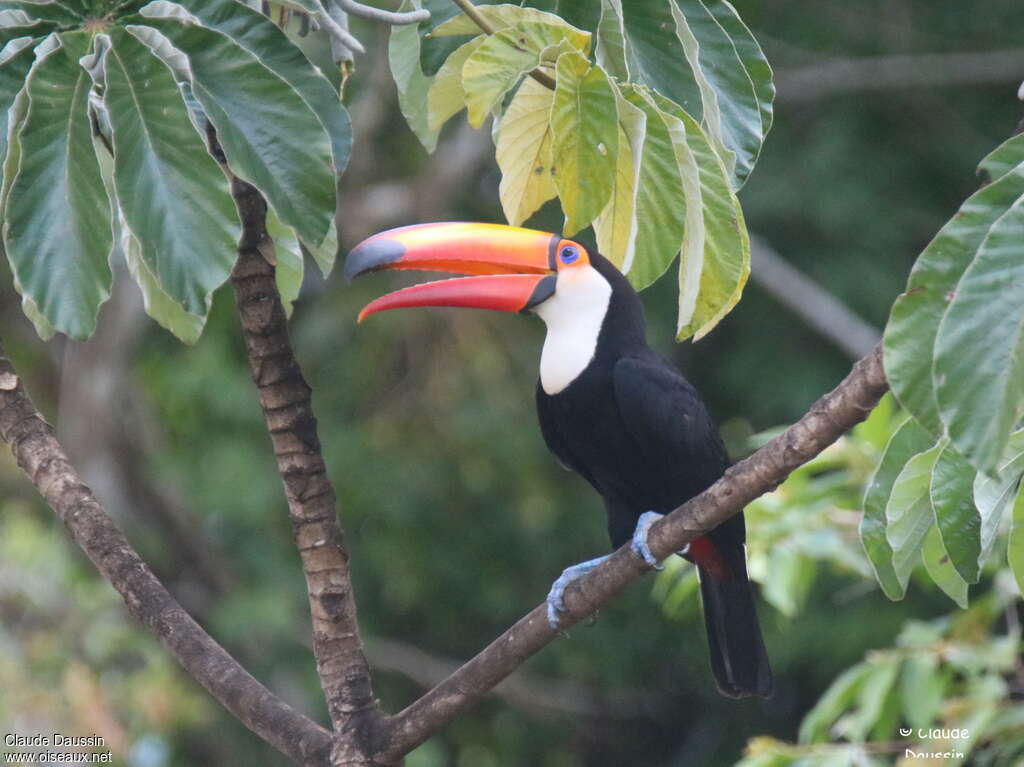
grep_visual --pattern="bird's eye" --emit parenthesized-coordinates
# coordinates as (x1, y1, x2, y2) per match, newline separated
(559, 245, 579, 265)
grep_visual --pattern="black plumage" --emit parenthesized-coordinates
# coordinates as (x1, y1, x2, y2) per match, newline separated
(535, 252, 772, 698)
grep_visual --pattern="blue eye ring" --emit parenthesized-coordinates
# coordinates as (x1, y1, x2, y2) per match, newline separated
(559, 245, 579, 265)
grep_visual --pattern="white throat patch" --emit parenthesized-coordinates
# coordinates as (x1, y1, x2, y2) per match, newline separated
(534, 265, 612, 395)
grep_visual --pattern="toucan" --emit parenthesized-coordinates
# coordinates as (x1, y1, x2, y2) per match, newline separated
(345, 222, 773, 698)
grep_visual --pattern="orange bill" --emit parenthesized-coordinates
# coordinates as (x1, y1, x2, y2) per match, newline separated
(345, 222, 561, 321)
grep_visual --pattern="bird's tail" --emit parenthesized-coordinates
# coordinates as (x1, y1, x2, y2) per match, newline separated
(690, 536, 773, 698)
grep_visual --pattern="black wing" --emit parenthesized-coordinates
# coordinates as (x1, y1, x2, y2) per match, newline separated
(611, 354, 730, 510)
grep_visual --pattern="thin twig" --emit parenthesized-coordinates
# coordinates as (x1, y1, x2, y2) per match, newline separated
(372, 346, 888, 761)
(450, 0, 557, 90)
(315, 0, 366, 56)
(0, 343, 334, 767)
(338, 0, 429, 25)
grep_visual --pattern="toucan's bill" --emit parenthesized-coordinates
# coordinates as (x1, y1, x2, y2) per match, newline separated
(344, 222, 585, 322)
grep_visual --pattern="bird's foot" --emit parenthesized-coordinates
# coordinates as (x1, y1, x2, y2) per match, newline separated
(546, 555, 610, 629)
(631, 511, 667, 569)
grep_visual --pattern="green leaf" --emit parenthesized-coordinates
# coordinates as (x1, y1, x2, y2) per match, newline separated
(266, 207, 302, 317)
(843, 657, 900, 742)
(933, 186, 1024, 472)
(899, 654, 944, 731)
(618, 84, 686, 290)
(300, 219, 338, 276)
(3, 32, 112, 339)
(921, 523, 969, 608)
(972, 444, 1024, 571)
(0, 42, 34, 163)
(592, 87, 646, 270)
(929, 443, 982, 583)
(884, 133, 1024, 436)
(799, 662, 874, 744)
(148, 0, 352, 176)
(885, 442, 943, 590)
(0, 0, 78, 23)
(671, 0, 773, 188)
(1009, 481, 1024, 596)
(462, 21, 585, 128)
(431, 3, 587, 40)
(132, 18, 335, 246)
(861, 417, 932, 599)
(427, 35, 483, 132)
(493, 76, 557, 226)
(653, 92, 748, 339)
(389, 0, 437, 152)
(91, 126, 205, 343)
(761, 545, 813, 617)
(550, 51, 617, 235)
(105, 28, 239, 314)
(594, 0, 628, 81)
(0, 21, 55, 46)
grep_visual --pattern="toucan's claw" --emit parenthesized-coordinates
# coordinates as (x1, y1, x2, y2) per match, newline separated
(546, 555, 610, 629)
(631, 511, 666, 569)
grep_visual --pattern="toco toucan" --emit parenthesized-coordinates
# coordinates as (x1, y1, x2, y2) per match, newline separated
(345, 222, 772, 699)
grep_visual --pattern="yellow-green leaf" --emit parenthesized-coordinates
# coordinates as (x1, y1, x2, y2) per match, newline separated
(1009, 481, 1024, 596)
(462, 21, 581, 128)
(921, 523, 969, 608)
(432, 3, 589, 49)
(427, 35, 484, 132)
(550, 51, 618, 235)
(494, 76, 557, 226)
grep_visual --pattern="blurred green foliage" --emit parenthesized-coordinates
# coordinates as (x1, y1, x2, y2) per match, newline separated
(3, 2, 1024, 766)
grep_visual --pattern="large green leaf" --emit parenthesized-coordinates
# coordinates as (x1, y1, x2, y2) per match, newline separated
(389, 0, 437, 152)
(921, 523, 968, 608)
(1009, 482, 1024, 596)
(131, 18, 334, 247)
(654, 92, 748, 339)
(933, 187, 1024, 472)
(462, 21, 585, 128)
(594, 0, 628, 81)
(592, 86, 645, 270)
(861, 417, 933, 599)
(929, 443, 982, 583)
(671, 0, 772, 188)
(105, 28, 239, 314)
(143, 0, 351, 175)
(493, 76, 557, 226)
(885, 442, 943, 587)
(0, 0, 79, 24)
(0, 20, 55, 45)
(618, 84, 686, 290)
(0, 42, 34, 163)
(3, 32, 112, 339)
(91, 128, 205, 343)
(550, 51, 617, 235)
(899, 655, 944, 731)
(972, 443, 1024, 571)
(884, 133, 1024, 437)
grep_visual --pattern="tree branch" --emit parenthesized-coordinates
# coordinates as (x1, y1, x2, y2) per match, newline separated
(0, 343, 333, 767)
(373, 345, 888, 761)
(749, 234, 880, 361)
(775, 49, 1024, 104)
(226, 168, 381, 753)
